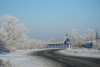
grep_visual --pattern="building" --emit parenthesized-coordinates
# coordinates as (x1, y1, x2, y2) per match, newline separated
(82, 42, 93, 48)
(47, 36, 71, 48)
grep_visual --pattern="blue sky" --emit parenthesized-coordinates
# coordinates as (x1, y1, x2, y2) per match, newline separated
(0, 0, 100, 41)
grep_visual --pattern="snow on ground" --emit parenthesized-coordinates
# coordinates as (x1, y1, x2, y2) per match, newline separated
(0, 49, 59, 67)
(56, 48, 100, 58)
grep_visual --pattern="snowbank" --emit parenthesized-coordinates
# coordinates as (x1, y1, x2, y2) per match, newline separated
(0, 49, 57, 67)
(56, 48, 100, 58)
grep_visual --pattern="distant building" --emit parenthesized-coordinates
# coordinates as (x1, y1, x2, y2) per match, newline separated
(82, 42, 93, 48)
(47, 36, 71, 48)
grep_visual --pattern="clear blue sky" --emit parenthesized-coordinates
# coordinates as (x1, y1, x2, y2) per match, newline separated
(0, 0, 100, 41)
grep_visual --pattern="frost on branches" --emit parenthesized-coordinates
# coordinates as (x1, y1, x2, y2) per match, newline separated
(85, 28, 96, 42)
(70, 29, 97, 48)
(32, 39, 47, 49)
(0, 15, 32, 51)
(70, 29, 85, 47)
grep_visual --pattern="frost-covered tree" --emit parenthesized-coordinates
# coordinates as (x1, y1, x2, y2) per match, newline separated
(0, 39, 9, 52)
(70, 29, 84, 47)
(37, 40, 47, 48)
(32, 39, 47, 49)
(85, 28, 96, 42)
(32, 39, 38, 49)
(0, 15, 32, 50)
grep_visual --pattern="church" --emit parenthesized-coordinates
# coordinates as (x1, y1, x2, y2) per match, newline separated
(47, 35, 71, 48)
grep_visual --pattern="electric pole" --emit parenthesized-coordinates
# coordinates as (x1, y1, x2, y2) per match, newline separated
(96, 29, 98, 46)
(91, 32, 92, 44)
(96, 29, 98, 41)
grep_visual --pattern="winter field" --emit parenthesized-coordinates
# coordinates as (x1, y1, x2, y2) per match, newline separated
(56, 48, 100, 58)
(0, 49, 60, 67)
(1, 48, 100, 67)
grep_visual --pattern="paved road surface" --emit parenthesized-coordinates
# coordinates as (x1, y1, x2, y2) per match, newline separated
(31, 49, 100, 67)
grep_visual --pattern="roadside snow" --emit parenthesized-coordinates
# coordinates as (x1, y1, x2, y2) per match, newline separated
(56, 48, 100, 58)
(0, 49, 58, 67)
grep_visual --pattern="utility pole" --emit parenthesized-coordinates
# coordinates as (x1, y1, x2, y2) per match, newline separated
(91, 32, 92, 44)
(96, 29, 98, 41)
(96, 29, 98, 46)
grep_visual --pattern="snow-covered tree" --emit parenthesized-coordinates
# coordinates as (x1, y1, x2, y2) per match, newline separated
(32, 39, 47, 49)
(0, 15, 32, 50)
(37, 40, 47, 48)
(85, 28, 96, 42)
(70, 29, 84, 47)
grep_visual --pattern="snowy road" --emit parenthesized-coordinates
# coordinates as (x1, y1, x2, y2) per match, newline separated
(31, 49, 100, 67)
